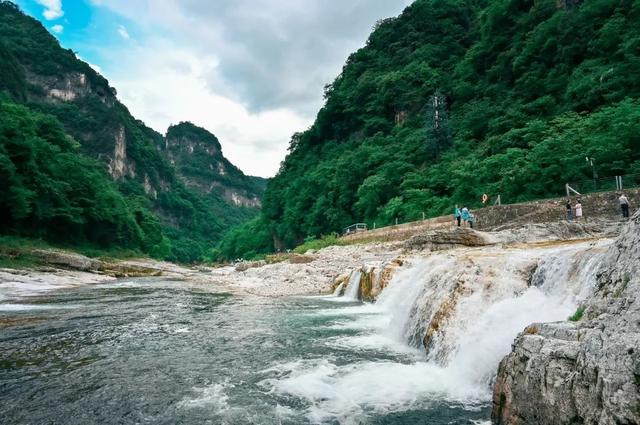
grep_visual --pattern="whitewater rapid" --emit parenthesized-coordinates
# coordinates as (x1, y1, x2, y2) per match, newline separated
(266, 239, 609, 423)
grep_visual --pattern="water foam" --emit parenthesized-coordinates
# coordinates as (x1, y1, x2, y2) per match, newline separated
(267, 239, 607, 422)
(343, 269, 362, 300)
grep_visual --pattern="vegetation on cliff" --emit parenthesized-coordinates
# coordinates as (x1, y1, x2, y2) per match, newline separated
(219, 0, 640, 259)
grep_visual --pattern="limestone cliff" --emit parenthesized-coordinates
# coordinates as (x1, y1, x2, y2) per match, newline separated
(162, 122, 266, 208)
(492, 211, 640, 425)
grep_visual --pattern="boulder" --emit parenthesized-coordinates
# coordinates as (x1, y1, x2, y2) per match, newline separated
(30, 249, 102, 271)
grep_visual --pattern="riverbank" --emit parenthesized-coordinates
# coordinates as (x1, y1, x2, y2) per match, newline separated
(0, 219, 625, 303)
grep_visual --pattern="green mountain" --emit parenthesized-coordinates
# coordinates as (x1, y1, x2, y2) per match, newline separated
(163, 122, 266, 208)
(220, 0, 640, 258)
(0, 1, 265, 262)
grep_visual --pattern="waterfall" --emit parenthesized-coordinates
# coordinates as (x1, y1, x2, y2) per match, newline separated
(343, 269, 362, 301)
(268, 238, 612, 422)
(363, 239, 607, 389)
(332, 282, 345, 297)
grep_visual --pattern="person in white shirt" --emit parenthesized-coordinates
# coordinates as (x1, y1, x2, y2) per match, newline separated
(619, 193, 630, 218)
(574, 199, 583, 220)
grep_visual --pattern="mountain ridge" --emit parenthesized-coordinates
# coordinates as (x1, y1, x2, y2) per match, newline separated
(0, 0, 265, 262)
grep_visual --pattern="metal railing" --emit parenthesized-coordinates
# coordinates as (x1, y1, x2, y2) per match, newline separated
(566, 174, 640, 197)
(343, 223, 368, 235)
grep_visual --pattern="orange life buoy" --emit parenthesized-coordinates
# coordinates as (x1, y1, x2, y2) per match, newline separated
(482, 194, 489, 203)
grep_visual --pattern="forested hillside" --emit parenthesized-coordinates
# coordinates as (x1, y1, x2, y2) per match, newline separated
(219, 0, 640, 259)
(0, 1, 265, 262)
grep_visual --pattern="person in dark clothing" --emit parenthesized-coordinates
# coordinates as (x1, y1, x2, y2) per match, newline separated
(565, 200, 573, 221)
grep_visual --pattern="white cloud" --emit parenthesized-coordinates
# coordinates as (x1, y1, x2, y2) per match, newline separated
(36, 0, 63, 20)
(89, 0, 412, 176)
(117, 24, 130, 39)
(106, 41, 309, 177)
(51, 24, 64, 34)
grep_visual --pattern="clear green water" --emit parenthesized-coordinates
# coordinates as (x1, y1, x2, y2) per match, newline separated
(0, 278, 491, 424)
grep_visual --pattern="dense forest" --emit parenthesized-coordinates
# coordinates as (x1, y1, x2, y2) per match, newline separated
(218, 0, 640, 260)
(0, 1, 265, 262)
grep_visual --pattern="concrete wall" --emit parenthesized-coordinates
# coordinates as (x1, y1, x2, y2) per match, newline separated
(340, 188, 640, 243)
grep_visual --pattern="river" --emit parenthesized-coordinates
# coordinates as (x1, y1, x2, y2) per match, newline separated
(1, 277, 492, 424)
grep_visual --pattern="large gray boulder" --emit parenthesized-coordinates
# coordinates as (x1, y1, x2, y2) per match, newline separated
(492, 212, 640, 424)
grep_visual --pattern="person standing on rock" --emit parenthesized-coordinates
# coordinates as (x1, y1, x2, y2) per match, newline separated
(454, 205, 462, 227)
(566, 199, 573, 221)
(619, 193, 630, 218)
(574, 199, 583, 221)
(461, 206, 473, 228)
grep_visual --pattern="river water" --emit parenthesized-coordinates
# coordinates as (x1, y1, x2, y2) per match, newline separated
(0, 277, 491, 424)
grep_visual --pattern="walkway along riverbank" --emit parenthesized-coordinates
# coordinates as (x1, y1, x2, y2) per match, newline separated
(341, 188, 640, 243)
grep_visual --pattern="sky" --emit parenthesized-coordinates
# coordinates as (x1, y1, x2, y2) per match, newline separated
(15, 0, 412, 177)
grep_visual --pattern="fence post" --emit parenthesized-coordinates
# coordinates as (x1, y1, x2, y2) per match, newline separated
(395, 217, 398, 226)
(422, 212, 425, 221)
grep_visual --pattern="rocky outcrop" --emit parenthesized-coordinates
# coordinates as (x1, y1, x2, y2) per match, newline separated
(161, 122, 265, 208)
(329, 258, 404, 302)
(405, 228, 492, 251)
(30, 249, 102, 272)
(492, 211, 640, 425)
(108, 126, 134, 179)
(226, 189, 261, 208)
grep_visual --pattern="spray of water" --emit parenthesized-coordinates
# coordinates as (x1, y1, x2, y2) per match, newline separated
(268, 239, 609, 421)
(343, 269, 362, 300)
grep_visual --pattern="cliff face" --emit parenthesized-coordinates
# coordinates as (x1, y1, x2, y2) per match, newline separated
(492, 211, 640, 425)
(163, 122, 265, 208)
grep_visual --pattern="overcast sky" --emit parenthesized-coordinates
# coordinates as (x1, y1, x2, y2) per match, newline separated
(18, 0, 413, 177)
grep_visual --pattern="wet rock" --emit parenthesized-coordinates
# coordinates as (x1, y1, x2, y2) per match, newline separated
(330, 273, 350, 295)
(492, 211, 640, 425)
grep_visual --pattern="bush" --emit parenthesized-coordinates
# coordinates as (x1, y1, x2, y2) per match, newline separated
(568, 306, 585, 322)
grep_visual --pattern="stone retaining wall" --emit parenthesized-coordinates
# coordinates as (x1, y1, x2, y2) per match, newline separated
(341, 188, 640, 243)
(476, 188, 640, 230)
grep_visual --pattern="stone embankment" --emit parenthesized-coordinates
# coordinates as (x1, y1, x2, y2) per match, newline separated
(341, 188, 640, 243)
(492, 211, 640, 425)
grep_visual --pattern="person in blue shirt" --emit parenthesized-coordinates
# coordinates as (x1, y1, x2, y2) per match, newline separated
(461, 206, 474, 228)
(454, 205, 461, 227)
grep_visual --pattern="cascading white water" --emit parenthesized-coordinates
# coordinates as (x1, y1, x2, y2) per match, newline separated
(376, 240, 607, 387)
(268, 238, 611, 422)
(343, 269, 362, 300)
(331, 282, 345, 297)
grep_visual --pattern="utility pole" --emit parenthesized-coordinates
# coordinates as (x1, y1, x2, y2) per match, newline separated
(425, 90, 451, 161)
(586, 157, 598, 190)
